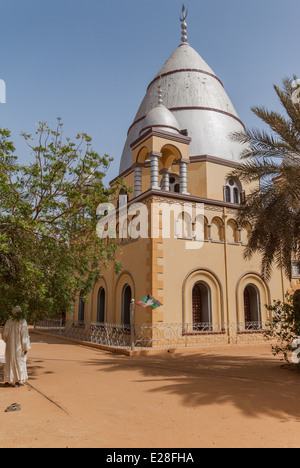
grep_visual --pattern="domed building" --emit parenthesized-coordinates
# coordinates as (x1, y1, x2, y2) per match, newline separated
(74, 8, 295, 347)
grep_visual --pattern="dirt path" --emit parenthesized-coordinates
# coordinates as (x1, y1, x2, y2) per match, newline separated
(0, 333, 299, 448)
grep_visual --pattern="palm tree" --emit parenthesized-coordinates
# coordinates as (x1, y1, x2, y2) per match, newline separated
(230, 77, 300, 281)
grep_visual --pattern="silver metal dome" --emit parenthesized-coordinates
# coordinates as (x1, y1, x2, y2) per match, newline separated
(119, 43, 246, 174)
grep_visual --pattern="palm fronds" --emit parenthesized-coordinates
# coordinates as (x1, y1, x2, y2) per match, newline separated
(231, 77, 300, 281)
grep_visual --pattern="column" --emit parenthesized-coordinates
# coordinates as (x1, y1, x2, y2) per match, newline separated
(238, 227, 242, 244)
(150, 152, 162, 190)
(207, 223, 212, 241)
(134, 165, 143, 197)
(179, 159, 189, 195)
(160, 169, 171, 191)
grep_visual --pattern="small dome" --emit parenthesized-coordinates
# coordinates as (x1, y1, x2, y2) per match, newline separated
(140, 105, 180, 136)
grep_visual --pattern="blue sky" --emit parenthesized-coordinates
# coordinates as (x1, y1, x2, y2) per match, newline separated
(0, 0, 299, 183)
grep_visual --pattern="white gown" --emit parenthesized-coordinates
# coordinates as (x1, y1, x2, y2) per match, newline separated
(2, 319, 31, 384)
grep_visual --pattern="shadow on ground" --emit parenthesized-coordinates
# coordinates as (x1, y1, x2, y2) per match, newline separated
(16, 333, 300, 422)
(82, 348, 300, 420)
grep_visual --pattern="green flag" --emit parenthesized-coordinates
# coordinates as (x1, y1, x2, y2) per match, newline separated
(136, 295, 162, 309)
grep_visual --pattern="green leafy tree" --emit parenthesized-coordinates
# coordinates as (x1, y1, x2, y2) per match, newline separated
(230, 77, 300, 281)
(0, 120, 123, 322)
(265, 293, 300, 365)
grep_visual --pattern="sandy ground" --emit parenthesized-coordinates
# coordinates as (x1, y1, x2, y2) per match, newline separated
(0, 332, 299, 449)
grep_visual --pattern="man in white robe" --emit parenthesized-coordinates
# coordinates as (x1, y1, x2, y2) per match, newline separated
(2, 307, 31, 387)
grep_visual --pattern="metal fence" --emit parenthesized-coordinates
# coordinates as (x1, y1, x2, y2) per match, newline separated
(34, 320, 274, 351)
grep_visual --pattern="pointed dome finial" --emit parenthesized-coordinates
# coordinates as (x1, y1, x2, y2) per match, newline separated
(180, 4, 188, 43)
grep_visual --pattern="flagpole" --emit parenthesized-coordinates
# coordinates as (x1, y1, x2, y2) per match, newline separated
(130, 299, 135, 351)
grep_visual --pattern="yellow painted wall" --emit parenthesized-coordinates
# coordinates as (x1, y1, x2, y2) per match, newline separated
(72, 139, 293, 332)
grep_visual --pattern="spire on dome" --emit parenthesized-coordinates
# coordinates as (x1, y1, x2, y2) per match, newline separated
(157, 83, 163, 106)
(119, 5, 247, 174)
(180, 4, 188, 43)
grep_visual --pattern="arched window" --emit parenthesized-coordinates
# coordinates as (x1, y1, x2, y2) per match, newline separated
(128, 215, 141, 239)
(227, 219, 239, 244)
(117, 188, 129, 209)
(241, 221, 252, 245)
(224, 178, 242, 204)
(78, 296, 85, 323)
(233, 187, 239, 204)
(225, 186, 231, 203)
(192, 282, 212, 331)
(211, 217, 224, 242)
(194, 215, 208, 241)
(244, 284, 262, 329)
(169, 174, 180, 193)
(122, 284, 132, 326)
(119, 218, 129, 241)
(97, 287, 106, 323)
(175, 212, 193, 239)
